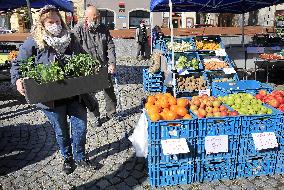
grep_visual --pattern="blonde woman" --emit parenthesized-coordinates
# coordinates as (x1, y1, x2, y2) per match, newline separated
(10, 5, 95, 175)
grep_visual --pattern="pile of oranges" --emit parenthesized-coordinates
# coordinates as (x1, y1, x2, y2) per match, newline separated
(196, 41, 221, 50)
(145, 93, 192, 121)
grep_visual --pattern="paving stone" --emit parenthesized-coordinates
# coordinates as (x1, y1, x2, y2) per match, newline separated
(115, 182, 132, 190)
(125, 176, 139, 187)
(96, 179, 111, 189)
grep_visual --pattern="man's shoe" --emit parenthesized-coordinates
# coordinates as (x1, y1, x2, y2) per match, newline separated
(63, 157, 76, 175)
(76, 158, 97, 170)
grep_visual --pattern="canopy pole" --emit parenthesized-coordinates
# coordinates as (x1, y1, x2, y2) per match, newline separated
(150, 12, 153, 54)
(26, 0, 33, 28)
(241, 13, 244, 47)
(169, 0, 174, 70)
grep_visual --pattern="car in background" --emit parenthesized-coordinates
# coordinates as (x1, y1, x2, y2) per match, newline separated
(191, 24, 215, 28)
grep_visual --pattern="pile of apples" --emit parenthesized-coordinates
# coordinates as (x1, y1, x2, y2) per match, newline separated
(255, 90, 284, 112)
(219, 93, 273, 115)
(189, 95, 238, 118)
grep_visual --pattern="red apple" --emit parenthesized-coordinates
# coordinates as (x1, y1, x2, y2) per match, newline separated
(206, 106, 213, 113)
(193, 99, 201, 107)
(198, 109, 207, 117)
(259, 90, 267, 96)
(212, 107, 220, 113)
(200, 103, 206, 109)
(219, 105, 228, 112)
(190, 105, 198, 111)
(276, 96, 284, 104)
(213, 112, 221, 117)
(269, 99, 280, 108)
(278, 104, 284, 112)
(230, 111, 239, 116)
(255, 94, 264, 100)
(220, 111, 228, 117)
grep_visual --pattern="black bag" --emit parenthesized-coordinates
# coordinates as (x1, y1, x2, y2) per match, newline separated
(80, 93, 99, 112)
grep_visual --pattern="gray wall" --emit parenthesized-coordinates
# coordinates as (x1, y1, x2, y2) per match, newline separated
(86, 0, 163, 29)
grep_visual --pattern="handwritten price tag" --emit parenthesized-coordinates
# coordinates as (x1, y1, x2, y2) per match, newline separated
(252, 132, 278, 150)
(223, 68, 236, 74)
(199, 89, 211, 96)
(205, 135, 229, 154)
(161, 138, 190, 155)
(215, 49, 227, 57)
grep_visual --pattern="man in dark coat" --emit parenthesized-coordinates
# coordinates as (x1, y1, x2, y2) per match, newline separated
(135, 20, 148, 60)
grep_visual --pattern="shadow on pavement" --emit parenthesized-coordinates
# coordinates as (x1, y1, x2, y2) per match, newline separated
(0, 106, 37, 120)
(115, 65, 148, 85)
(0, 122, 57, 176)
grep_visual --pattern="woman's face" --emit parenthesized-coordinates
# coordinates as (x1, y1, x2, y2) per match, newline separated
(43, 12, 61, 27)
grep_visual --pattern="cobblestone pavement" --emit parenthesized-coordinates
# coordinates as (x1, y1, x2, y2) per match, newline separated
(1, 58, 284, 190)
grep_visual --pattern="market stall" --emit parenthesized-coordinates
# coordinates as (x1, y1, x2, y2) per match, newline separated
(135, 0, 284, 188)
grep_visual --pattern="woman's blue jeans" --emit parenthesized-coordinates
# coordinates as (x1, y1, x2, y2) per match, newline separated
(42, 100, 87, 161)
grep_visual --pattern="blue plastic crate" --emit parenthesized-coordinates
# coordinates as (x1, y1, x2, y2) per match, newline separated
(196, 157, 237, 182)
(173, 71, 210, 98)
(148, 162, 195, 187)
(191, 110, 241, 159)
(205, 70, 239, 84)
(167, 52, 203, 72)
(147, 113, 197, 141)
(240, 105, 284, 135)
(148, 140, 197, 164)
(236, 154, 277, 178)
(212, 80, 273, 97)
(164, 37, 196, 52)
(143, 68, 166, 92)
(154, 40, 167, 52)
(275, 153, 284, 174)
(194, 35, 225, 51)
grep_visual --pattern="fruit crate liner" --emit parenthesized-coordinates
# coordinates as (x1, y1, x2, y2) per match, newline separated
(196, 157, 237, 182)
(148, 140, 197, 165)
(236, 154, 277, 178)
(23, 67, 110, 104)
(148, 162, 195, 187)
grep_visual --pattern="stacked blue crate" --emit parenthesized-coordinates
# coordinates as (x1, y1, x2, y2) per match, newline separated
(147, 112, 197, 187)
(143, 68, 166, 92)
(211, 80, 273, 97)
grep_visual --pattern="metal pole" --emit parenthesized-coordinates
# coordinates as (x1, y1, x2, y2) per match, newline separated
(26, 0, 33, 28)
(241, 13, 244, 47)
(150, 12, 153, 54)
(169, 0, 174, 70)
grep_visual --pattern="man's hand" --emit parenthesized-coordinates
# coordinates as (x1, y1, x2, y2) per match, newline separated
(108, 64, 116, 74)
(16, 79, 25, 96)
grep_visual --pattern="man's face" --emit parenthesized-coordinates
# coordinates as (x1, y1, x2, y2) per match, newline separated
(85, 9, 99, 24)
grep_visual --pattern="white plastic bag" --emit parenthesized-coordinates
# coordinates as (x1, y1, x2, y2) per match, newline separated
(128, 110, 148, 158)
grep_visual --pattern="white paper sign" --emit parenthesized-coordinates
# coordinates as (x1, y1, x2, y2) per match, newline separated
(161, 138, 190, 155)
(252, 132, 278, 150)
(199, 89, 211, 96)
(205, 135, 229, 154)
(215, 49, 227, 57)
(223, 68, 236, 74)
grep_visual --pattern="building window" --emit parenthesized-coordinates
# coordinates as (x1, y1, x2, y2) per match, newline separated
(99, 9, 115, 30)
(129, 10, 150, 28)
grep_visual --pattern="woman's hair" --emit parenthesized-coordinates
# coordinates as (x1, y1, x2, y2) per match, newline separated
(31, 5, 69, 49)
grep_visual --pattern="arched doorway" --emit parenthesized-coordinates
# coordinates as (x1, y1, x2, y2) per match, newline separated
(129, 10, 150, 29)
(98, 9, 115, 30)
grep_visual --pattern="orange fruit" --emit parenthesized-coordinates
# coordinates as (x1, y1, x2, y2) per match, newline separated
(183, 114, 192, 119)
(145, 102, 153, 110)
(147, 96, 156, 104)
(155, 93, 163, 99)
(177, 98, 188, 108)
(165, 93, 173, 98)
(155, 101, 163, 110)
(166, 111, 177, 120)
(176, 106, 188, 117)
(168, 96, 177, 105)
(163, 108, 170, 113)
(149, 112, 161, 122)
(160, 99, 170, 109)
(147, 105, 160, 114)
(170, 105, 179, 113)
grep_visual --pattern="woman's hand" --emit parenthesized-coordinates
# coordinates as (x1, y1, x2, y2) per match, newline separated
(16, 79, 25, 96)
(108, 64, 116, 74)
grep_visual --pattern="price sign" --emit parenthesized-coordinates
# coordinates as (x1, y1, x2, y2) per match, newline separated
(161, 138, 190, 155)
(205, 135, 229, 154)
(215, 49, 227, 57)
(252, 132, 278, 150)
(223, 68, 236, 74)
(199, 89, 211, 96)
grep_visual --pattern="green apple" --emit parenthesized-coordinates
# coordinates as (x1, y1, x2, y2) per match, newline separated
(267, 108, 273, 114)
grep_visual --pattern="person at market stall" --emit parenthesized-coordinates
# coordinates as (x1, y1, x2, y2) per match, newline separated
(136, 20, 148, 60)
(72, 4, 117, 126)
(10, 5, 96, 175)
